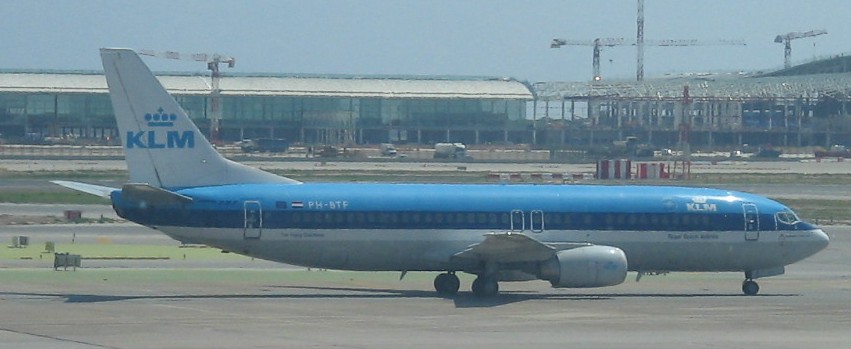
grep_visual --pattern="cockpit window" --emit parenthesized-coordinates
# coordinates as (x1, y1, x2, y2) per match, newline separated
(776, 210, 800, 225)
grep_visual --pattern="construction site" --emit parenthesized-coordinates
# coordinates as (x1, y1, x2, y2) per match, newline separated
(1, 2, 850, 157)
(537, 2, 847, 154)
(533, 55, 851, 151)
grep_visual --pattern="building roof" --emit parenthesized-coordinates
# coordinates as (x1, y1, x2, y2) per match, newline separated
(535, 55, 851, 102)
(0, 70, 533, 100)
(535, 72, 851, 101)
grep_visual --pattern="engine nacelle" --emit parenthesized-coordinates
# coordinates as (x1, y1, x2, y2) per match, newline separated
(539, 245, 628, 288)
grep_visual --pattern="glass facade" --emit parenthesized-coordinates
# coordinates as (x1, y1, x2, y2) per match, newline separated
(0, 92, 528, 145)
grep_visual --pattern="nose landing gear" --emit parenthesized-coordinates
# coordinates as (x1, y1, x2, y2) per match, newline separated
(742, 279, 760, 296)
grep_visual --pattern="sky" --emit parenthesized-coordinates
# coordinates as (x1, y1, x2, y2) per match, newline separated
(3, 0, 850, 82)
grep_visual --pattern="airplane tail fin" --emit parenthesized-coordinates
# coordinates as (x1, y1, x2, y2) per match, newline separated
(99, 48, 299, 188)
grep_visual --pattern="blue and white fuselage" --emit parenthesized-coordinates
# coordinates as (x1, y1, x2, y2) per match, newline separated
(53, 48, 829, 298)
(111, 183, 826, 275)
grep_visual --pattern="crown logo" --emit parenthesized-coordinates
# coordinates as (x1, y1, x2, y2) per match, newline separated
(692, 196, 707, 204)
(145, 107, 177, 127)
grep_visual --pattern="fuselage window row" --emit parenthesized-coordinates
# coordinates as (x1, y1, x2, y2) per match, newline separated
(123, 208, 792, 232)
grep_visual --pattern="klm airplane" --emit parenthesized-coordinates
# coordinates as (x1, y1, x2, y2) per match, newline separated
(55, 48, 829, 297)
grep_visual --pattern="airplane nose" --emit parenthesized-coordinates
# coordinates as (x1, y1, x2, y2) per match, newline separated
(813, 229, 830, 250)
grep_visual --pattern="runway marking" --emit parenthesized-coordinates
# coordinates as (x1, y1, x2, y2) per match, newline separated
(0, 326, 124, 349)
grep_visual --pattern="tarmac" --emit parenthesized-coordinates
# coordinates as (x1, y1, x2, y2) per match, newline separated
(6, 157, 851, 174)
(1, 158, 850, 348)
(0, 222, 848, 349)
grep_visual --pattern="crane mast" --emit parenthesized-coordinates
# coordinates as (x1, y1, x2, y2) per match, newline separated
(137, 49, 235, 145)
(636, 0, 644, 81)
(774, 29, 827, 69)
(554, 1, 745, 82)
(550, 38, 745, 82)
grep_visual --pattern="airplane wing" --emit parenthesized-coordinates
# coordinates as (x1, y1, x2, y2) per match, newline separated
(51, 180, 117, 198)
(453, 232, 590, 263)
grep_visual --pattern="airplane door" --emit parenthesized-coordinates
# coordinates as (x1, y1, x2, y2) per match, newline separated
(510, 209, 525, 232)
(743, 203, 759, 241)
(530, 210, 544, 233)
(244, 201, 262, 239)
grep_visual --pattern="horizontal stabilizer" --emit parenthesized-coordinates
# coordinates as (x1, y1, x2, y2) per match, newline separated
(122, 183, 193, 205)
(51, 180, 117, 198)
(453, 232, 588, 263)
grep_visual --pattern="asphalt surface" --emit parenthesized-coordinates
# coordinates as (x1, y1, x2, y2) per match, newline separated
(1, 158, 850, 348)
(0, 217, 848, 348)
(5, 157, 851, 174)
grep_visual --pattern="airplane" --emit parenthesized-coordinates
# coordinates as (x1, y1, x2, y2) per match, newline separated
(55, 48, 830, 298)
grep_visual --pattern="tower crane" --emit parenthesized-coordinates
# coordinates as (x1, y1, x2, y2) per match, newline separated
(774, 29, 827, 69)
(550, 38, 625, 81)
(137, 49, 236, 145)
(550, 38, 745, 82)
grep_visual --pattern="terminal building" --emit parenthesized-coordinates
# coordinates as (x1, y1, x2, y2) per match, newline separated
(0, 71, 533, 146)
(533, 54, 851, 149)
(2, 54, 851, 150)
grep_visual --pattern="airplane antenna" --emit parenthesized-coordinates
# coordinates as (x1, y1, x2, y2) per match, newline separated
(136, 49, 236, 145)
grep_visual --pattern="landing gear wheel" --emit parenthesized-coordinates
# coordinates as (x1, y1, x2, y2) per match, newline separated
(433, 272, 460, 296)
(742, 280, 760, 296)
(471, 276, 499, 298)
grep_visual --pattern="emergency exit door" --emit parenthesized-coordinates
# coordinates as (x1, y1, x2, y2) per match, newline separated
(244, 201, 262, 239)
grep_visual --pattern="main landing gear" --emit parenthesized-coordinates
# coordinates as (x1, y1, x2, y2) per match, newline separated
(434, 272, 460, 296)
(742, 279, 760, 296)
(433, 273, 500, 297)
(471, 276, 499, 298)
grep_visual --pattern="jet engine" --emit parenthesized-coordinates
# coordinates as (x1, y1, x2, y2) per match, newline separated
(538, 245, 628, 288)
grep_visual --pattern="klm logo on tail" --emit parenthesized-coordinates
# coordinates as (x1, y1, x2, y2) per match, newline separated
(126, 108, 195, 149)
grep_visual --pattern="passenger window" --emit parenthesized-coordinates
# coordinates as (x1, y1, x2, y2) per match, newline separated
(476, 213, 487, 224)
(605, 214, 615, 226)
(500, 213, 510, 225)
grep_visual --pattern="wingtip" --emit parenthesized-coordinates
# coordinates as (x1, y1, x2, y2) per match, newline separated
(51, 180, 117, 199)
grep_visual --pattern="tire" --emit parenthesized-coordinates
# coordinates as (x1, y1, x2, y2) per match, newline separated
(742, 280, 760, 296)
(434, 273, 460, 296)
(472, 277, 499, 298)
